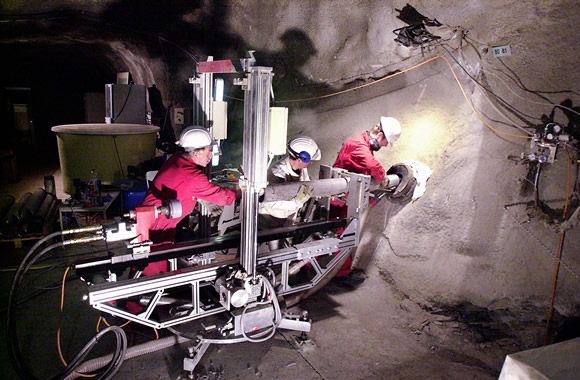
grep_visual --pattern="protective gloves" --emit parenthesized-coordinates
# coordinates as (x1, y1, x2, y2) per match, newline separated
(294, 184, 313, 207)
(197, 199, 224, 217)
(379, 176, 390, 190)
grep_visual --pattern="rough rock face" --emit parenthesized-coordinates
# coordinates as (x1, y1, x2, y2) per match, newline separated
(1, 0, 578, 328)
(230, 0, 580, 323)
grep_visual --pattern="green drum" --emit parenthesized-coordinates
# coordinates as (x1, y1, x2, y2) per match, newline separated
(51, 124, 159, 194)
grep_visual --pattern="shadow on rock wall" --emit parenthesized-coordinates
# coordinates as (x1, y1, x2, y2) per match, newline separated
(253, 29, 331, 101)
(220, 28, 339, 168)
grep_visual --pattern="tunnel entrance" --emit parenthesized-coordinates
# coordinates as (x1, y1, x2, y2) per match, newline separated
(0, 42, 116, 177)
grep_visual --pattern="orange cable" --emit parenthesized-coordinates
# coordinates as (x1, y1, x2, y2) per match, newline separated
(436, 55, 530, 140)
(101, 316, 131, 329)
(153, 327, 159, 340)
(563, 146, 571, 217)
(229, 55, 531, 140)
(57, 265, 97, 378)
(278, 55, 530, 139)
(275, 56, 442, 104)
(57, 265, 70, 366)
(58, 256, 127, 378)
(544, 146, 572, 345)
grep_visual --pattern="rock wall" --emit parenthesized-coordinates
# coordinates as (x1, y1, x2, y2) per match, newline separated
(226, 0, 580, 317)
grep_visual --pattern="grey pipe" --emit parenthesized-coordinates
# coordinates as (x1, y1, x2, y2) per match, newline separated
(0, 194, 15, 220)
(24, 193, 56, 233)
(65, 335, 190, 379)
(262, 178, 349, 202)
(3, 192, 31, 227)
(18, 188, 46, 232)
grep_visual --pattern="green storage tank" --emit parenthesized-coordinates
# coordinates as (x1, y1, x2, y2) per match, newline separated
(51, 124, 160, 194)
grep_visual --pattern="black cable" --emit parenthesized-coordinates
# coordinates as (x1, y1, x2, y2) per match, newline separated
(497, 57, 580, 100)
(111, 136, 125, 178)
(477, 111, 525, 128)
(160, 105, 170, 136)
(436, 41, 539, 127)
(34, 242, 109, 264)
(534, 163, 542, 207)
(276, 330, 325, 379)
(112, 83, 133, 123)
(441, 41, 539, 126)
(461, 37, 580, 119)
(0, 274, 78, 315)
(6, 230, 127, 379)
(29, 262, 72, 289)
(461, 35, 580, 98)
(498, 57, 558, 106)
(7, 238, 64, 379)
(55, 326, 127, 380)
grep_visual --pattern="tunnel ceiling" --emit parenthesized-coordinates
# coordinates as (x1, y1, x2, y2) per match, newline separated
(1, 42, 115, 90)
(0, 40, 119, 160)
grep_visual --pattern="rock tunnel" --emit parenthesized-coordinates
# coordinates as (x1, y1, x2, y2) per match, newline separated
(1, 1, 579, 378)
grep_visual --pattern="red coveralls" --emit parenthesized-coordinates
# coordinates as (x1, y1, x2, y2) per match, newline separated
(332, 131, 386, 276)
(139, 152, 236, 275)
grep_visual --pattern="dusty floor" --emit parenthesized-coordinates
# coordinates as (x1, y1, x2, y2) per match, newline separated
(1, 239, 528, 380)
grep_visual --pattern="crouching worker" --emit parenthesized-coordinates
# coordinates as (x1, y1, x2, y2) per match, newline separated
(332, 116, 402, 283)
(138, 126, 237, 275)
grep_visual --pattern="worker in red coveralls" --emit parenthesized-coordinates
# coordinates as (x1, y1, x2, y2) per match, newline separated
(138, 126, 237, 276)
(332, 116, 401, 284)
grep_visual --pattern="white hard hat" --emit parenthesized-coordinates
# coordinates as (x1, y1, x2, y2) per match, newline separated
(177, 127, 212, 149)
(380, 116, 401, 146)
(288, 136, 321, 163)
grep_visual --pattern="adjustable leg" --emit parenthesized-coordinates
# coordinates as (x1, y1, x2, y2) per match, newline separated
(184, 338, 211, 379)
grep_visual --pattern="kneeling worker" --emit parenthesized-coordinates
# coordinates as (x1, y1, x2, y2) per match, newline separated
(259, 136, 321, 244)
(332, 116, 402, 282)
(139, 126, 237, 275)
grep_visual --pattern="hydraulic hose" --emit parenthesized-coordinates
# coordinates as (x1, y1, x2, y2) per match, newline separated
(7, 239, 65, 379)
(64, 335, 190, 380)
(195, 275, 283, 345)
(57, 326, 127, 380)
(240, 275, 282, 343)
(6, 226, 110, 380)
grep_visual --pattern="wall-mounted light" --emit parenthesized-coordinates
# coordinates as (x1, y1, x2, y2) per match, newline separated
(212, 141, 221, 167)
(215, 78, 224, 102)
